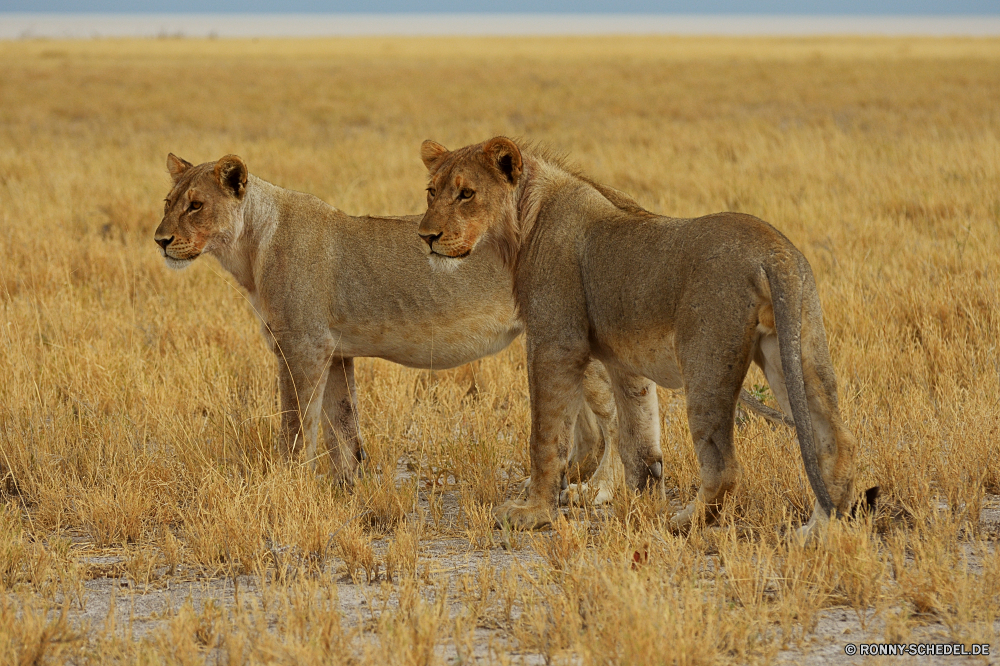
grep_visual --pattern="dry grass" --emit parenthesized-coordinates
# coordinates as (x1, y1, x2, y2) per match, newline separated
(1, 35, 999, 664)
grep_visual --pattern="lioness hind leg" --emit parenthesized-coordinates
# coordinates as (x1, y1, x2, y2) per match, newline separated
(607, 367, 662, 492)
(561, 416, 623, 507)
(668, 302, 760, 531)
(560, 398, 603, 505)
(322, 357, 364, 484)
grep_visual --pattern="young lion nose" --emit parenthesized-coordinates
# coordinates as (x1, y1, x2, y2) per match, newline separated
(156, 236, 174, 250)
(419, 232, 441, 249)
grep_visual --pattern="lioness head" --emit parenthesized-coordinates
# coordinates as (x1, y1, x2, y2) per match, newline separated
(418, 137, 523, 271)
(154, 153, 248, 269)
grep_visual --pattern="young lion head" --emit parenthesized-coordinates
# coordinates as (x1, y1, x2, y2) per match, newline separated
(154, 153, 248, 269)
(418, 137, 523, 272)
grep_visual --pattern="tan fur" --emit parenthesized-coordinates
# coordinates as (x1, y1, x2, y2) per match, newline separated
(418, 138, 857, 535)
(154, 154, 617, 484)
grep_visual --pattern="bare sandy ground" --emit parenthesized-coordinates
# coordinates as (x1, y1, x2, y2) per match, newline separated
(55, 492, 1000, 664)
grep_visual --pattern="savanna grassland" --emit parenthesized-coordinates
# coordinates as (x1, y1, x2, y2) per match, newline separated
(1, 35, 999, 665)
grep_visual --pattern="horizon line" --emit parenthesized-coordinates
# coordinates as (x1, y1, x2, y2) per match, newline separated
(4, 13, 1000, 39)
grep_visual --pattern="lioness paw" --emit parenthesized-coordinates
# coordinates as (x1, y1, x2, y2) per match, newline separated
(669, 503, 696, 532)
(560, 481, 614, 507)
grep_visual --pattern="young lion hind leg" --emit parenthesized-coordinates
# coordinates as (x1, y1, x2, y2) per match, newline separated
(669, 385, 744, 530)
(669, 316, 756, 531)
(321, 357, 366, 484)
(559, 366, 788, 507)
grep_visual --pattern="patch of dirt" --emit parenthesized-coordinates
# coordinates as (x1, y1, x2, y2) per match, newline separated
(55, 493, 1000, 663)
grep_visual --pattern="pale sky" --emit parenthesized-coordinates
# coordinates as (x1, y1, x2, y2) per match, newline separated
(4, 0, 997, 13)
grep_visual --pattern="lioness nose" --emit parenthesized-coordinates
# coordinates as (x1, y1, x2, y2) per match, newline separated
(156, 236, 174, 250)
(419, 232, 441, 249)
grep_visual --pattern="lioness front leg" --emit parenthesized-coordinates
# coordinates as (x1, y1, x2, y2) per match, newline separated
(496, 347, 586, 530)
(561, 416, 623, 506)
(276, 346, 329, 467)
(322, 357, 365, 483)
(561, 359, 620, 506)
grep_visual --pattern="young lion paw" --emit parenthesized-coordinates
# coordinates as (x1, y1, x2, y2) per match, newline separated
(668, 500, 721, 532)
(494, 499, 554, 531)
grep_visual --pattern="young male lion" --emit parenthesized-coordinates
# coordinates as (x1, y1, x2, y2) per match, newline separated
(417, 137, 858, 536)
(154, 153, 618, 485)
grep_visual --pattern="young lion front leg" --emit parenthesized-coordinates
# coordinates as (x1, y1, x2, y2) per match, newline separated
(496, 347, 586, 530)
(565, 359, 621, 505)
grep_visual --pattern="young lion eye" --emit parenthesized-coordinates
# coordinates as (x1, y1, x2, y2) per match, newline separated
(426, 187, 436, 199)
(457, 188, 475, 201)
(188, 201, 202, 212)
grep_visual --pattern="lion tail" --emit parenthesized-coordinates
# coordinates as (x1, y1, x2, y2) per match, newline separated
(764, 255, 837, 519)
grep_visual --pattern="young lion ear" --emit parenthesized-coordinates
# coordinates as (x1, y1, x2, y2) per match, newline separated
(421, 140, 449, 172)
(167, 153, 194, 183)
(483, 137, 523, 186)
(214, 154, 248, 199)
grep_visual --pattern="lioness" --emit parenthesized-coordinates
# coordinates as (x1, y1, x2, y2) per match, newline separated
(154, 153, 620, 484)
(417, 137, 857, 535)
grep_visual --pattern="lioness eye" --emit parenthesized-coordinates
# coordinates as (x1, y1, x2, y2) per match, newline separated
(188, 201, 202, 212)
(426, 187, 436, 199)
(458, 188, 475, 201)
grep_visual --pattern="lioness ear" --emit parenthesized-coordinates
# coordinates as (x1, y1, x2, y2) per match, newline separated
(483, 137, 522, 186)
(214, 154, 247, 199)
(167, 153, 193, 183)
(421, 140, 449, 172)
